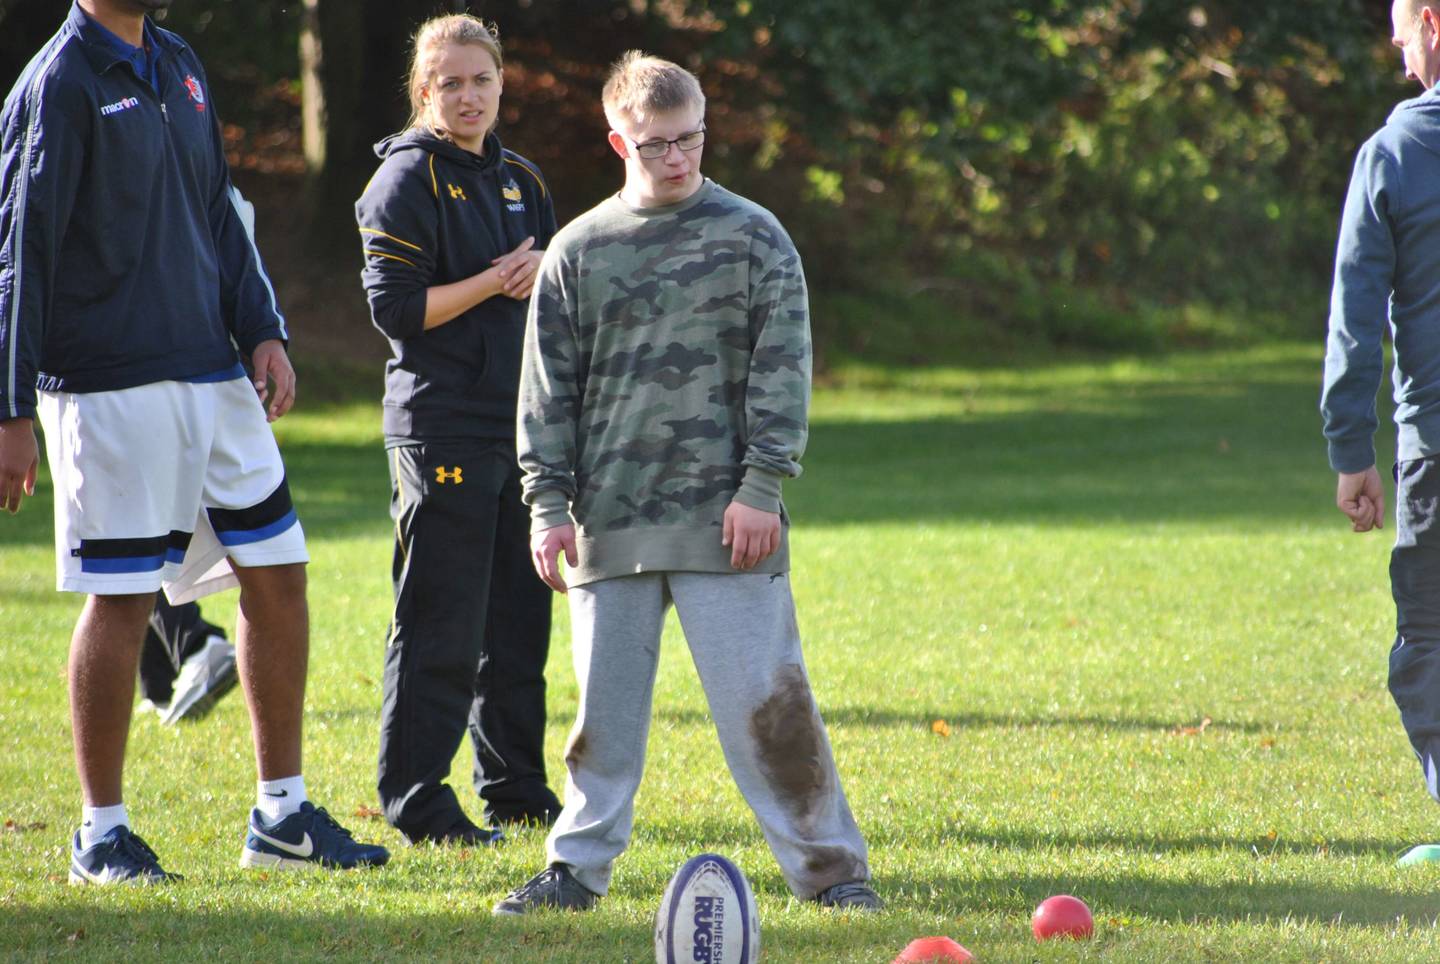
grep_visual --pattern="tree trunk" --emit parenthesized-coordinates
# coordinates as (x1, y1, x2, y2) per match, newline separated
(299, 0, 371, 249)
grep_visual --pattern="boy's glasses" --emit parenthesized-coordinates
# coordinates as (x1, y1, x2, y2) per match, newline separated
(630, 127, 706, 159)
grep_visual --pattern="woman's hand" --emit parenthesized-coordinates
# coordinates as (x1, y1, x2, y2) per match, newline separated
(492, 236, 543, 299)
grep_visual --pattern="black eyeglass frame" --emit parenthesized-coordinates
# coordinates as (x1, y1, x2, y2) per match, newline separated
(627, 126, 707, 160)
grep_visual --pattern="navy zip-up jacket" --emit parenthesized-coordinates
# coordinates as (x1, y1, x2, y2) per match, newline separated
(0, 3, 285, 421)
(355, 128, 555, 443)
(1322, 83, 1440, 472)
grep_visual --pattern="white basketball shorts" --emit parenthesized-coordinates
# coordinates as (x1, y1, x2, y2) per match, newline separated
(37, 375, 309, 602)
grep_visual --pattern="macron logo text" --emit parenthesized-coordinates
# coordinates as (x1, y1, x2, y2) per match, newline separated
(100, 97, 139, 117)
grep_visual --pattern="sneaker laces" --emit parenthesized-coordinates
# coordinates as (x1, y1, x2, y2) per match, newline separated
(819, 881, 876, 905)
(114, 830, 163, 871)
(513, 866, 564, 899)
(310, 806, 356, 841)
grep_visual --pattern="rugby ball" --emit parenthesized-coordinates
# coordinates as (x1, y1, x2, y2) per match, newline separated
(654, 853, 760, 964)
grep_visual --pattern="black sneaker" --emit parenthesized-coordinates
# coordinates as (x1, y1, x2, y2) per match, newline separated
(492, 864, 598, 916)
(70, 826, 181, 885)
(402, 814, 504, 847)
(814, 880, 882, 911)
(485, 788, 563, 828)
(484, 806, 560, 829)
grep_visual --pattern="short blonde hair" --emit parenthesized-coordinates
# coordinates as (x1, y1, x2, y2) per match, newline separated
(601, 50, 705, 131)
(405, 14, 503, 134)
(1397, 0, 1437, 24)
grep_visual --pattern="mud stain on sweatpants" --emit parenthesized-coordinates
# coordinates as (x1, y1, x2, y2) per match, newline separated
(749, 663, 827, 818)
(804, 844, 861, 883)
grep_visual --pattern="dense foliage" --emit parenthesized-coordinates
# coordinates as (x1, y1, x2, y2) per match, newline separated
(0, 0, 1408, 353)
(688, 0, 1397, 350)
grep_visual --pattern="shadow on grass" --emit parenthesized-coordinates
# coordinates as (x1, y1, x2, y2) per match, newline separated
(0, 347, 1379, 554)
(890, 870, 1440, 929)
(656, 706, 1272, 734)
(6, 869, 1434, 961)
(629, 808, 1407, 866)
(885, 825, 1408, 862)
(794, 372, 1355, 529)
(0, 904, 653, 961)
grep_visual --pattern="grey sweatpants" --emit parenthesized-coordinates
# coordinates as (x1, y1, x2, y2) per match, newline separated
(545, 570, 870, 898)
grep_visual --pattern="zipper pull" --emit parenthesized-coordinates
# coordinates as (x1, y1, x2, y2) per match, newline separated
(161, 103, 168, 124)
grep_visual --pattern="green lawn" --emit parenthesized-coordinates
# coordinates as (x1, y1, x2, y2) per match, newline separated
(2, 342, 1435, 962)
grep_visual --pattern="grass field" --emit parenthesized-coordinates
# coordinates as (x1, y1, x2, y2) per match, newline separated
(2, 342, 1437, 962)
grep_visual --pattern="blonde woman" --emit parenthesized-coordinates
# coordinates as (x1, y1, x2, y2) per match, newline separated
(355, 14, 561, 845)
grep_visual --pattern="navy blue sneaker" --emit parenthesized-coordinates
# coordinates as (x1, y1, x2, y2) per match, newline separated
(240, 802, 390, 870)
(70, 826, 180, 885)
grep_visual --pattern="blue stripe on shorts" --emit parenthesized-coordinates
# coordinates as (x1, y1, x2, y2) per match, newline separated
(215, 509, 298, 547)
(81, 554, 166, 574)
(75, 531, 190, 574)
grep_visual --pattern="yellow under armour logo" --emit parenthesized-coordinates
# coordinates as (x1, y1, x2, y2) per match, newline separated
(435, 466, 463, 484)
(448, 184, 467, 201)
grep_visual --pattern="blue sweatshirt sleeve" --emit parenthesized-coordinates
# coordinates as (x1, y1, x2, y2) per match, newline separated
(1321, 137, 1397, 474)
(197, 60, 286, 357)
(0, 67, 87, 421)
(355, 158, 438, 341)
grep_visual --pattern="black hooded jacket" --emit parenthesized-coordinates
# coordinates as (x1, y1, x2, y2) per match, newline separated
(355, 128, 555, 443)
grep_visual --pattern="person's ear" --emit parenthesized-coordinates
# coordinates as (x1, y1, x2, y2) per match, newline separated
(1426, 7, 1440, 48)
(607, 130, 629, 160)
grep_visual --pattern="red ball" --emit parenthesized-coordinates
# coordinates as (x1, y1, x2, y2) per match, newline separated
(892, 935, 975, 963)
(1032, 894, 1094, 940)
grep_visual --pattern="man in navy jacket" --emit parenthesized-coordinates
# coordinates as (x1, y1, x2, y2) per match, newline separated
(0, 0, 387, 882)
(1322, 0, 1440, 861)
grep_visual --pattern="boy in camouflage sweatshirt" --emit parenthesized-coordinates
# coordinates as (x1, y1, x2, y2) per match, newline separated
(494, 52, 878, 916)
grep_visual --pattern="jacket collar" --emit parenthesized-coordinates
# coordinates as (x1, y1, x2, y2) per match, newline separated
(377, 128, 506, 174)
(68, 2, 187, 75)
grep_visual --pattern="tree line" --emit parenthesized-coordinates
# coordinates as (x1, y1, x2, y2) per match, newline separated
(0, 1, 1401, 353)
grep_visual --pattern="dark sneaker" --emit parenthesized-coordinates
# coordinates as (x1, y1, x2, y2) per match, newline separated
(70, 826, 181, 885)
(492, 864, 598, 916)
(402, 814, 505, 847)
(160, 636, 238, 725)
(485, 806, 561, 828)
(240, 801, 390, 870)
(815, 880, 883, 911)
(485, 787, 563, 828)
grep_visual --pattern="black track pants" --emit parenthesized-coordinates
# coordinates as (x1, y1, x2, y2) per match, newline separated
(377, 440, 559, 835)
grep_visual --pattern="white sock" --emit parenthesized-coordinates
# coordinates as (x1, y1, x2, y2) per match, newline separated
(80, 803, 128, 849)
(256, 775, 307, 821)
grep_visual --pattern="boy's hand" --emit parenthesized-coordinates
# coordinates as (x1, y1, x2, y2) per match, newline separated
(531, 523, 577, 593)
(0, 417, 38, 514)
(723, 501, 780, 570)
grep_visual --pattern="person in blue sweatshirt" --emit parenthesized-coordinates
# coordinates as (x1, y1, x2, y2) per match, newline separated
(1322, 0, 1440, 857)
(354, 12, 562, 845)
(0, 0, 388, 882)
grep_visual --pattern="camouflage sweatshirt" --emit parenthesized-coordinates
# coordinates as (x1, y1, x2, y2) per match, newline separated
(517, 179, 811, 587)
